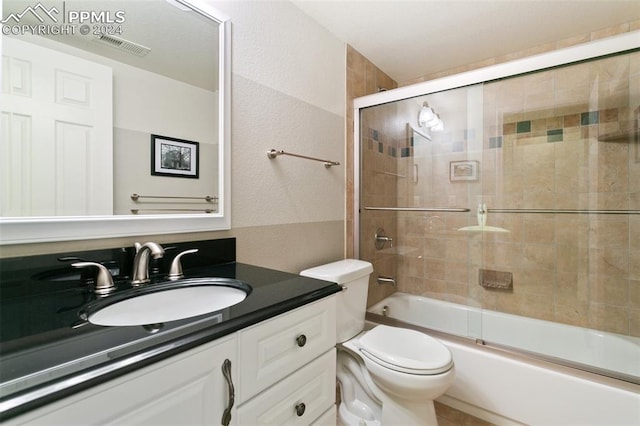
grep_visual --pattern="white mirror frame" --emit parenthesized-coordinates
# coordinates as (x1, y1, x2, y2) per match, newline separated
(0, 0, 231, 245)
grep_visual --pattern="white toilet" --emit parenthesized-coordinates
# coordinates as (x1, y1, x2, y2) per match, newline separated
(301, 259, 455, 426)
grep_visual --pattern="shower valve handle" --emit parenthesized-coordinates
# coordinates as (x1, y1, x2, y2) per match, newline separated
(375, 228, 393, 249)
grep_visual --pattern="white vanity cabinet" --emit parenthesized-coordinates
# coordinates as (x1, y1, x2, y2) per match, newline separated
(5, 295, 338, 426)
(236, 296, 337, 424)
(5, 335, 237, 425)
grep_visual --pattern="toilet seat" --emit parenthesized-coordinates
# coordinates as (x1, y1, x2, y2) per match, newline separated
(357, 325, 453, 375)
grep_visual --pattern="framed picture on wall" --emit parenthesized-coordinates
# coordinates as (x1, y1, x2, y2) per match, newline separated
(449, 160, 479, 182)
(151, 134, 199, 178)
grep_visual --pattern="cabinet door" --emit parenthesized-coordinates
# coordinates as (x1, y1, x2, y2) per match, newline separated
(236, 349, 336, 425)
(6, 336, 237, 426)
(238, 296, 336, 402)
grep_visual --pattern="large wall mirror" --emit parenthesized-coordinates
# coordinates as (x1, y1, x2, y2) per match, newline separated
(0, 0, 231, 244)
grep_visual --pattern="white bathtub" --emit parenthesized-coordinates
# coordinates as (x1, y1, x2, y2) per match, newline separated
(367, 293, 640, 426)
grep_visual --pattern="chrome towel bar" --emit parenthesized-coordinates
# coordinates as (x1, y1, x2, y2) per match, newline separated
(364, 207, 471, 212)
(267, 149, 340, 168)
(131, 208, 215, 214)
(131, 194, 217, 202)
(487, 208, 640, 215)
(363, 206, 640, 215)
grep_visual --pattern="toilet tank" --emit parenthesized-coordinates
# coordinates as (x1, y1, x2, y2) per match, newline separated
(300, 259, 373, 343)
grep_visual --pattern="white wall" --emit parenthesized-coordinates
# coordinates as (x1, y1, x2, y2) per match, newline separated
(211, 0, 347, 270)
(108, 60, 219, 214)
(213, 0, 345, 226)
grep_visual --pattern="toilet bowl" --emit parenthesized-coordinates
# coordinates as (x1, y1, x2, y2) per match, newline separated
(301, 259, 455, 426)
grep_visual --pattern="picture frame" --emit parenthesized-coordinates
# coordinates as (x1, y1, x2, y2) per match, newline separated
(449, 160, 479, 182)
(151, 134, 199, 179)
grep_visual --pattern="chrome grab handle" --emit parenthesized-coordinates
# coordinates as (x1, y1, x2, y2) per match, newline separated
(221, 359, 234, 426)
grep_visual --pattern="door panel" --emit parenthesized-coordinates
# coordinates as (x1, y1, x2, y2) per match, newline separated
(1, 37, 113, 216)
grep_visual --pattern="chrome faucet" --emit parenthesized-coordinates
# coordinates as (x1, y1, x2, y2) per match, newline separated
(131, 242, 165, 285)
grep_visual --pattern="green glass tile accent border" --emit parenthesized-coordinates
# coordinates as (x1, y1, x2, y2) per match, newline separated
(516, 120, 531, 133)
(581, 111, 599, 125)
(547, 129, 563, 142)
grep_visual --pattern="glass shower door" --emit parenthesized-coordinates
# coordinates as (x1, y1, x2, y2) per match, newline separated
(359, 84, 485, 340)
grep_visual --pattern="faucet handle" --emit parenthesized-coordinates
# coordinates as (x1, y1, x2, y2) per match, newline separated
(72, 262, 116, 296)
(167, 249, 199, 280)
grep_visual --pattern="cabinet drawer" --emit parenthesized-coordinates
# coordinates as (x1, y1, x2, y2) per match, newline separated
(238, 296, 336, 402)
(236, 348, 336, 425)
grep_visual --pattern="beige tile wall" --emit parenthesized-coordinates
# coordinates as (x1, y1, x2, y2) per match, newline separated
(346, 46, 399, 304)
(480, 52, 639, 335)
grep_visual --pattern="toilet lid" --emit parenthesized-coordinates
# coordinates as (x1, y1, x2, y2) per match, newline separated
(358, 325, 453, 375)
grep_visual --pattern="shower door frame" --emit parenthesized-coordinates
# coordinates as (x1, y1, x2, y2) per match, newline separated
(353, 31, 640, 257)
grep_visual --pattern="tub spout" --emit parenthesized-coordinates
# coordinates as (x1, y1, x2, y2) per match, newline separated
(377, 276, 396, 287)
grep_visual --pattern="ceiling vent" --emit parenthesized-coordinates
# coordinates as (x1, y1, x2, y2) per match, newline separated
(94, 34, 151, 57)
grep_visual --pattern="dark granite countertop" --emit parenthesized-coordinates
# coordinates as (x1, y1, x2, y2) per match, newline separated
(0, 239, 340, 420)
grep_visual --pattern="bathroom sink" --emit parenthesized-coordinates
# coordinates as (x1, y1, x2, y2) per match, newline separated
(81, 278, 251, 326)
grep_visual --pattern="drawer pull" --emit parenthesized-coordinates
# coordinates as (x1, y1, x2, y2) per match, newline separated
(221, 359, 234, 426)
(296, 334, 307, 347)
(295, 402, 306, 416)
